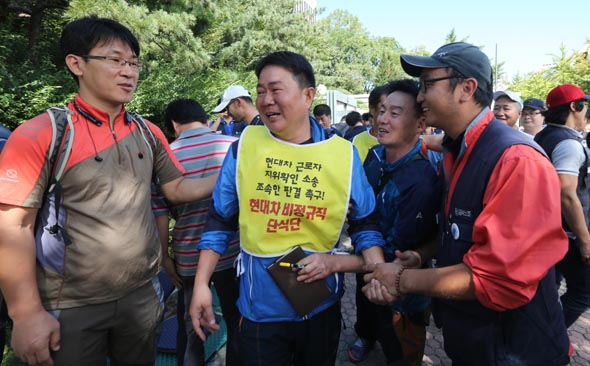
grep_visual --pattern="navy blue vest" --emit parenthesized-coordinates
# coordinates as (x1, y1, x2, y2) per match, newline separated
(535, 124, 590, 231)
(437, 120, 570, 366)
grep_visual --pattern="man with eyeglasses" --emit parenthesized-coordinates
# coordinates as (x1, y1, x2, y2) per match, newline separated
(362, 42, 571, 365)
(0, 16, 217, 365)
(535, 84, 590, 329)
(520, 98, 546, 136)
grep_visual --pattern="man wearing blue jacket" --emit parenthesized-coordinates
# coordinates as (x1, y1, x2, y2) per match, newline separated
(190, 51, 385, 366)
(362, 79, 442, 365)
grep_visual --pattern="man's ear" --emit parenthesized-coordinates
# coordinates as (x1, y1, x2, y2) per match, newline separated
(458, 78, 478, 102)
(65, 54, 84, 77)
(416, 115, 426, 135)
(304, 87, 316, 105)
(570, 101, 577, 113)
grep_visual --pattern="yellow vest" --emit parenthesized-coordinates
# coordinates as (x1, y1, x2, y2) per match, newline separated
(352, 130, 378, 163)
(237, 126, 352, 256)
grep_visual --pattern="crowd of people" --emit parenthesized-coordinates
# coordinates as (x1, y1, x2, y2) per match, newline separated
(0, 15, 589, 366)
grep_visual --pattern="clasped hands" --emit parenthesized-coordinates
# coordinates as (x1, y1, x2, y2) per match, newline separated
(362, 249, 421, 305)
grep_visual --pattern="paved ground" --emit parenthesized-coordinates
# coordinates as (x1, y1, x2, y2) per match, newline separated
(205, 232, 590, 366)
(206, 272, 590, 366)
(4, 272, 589, 366)
(336, 272, 590, 366)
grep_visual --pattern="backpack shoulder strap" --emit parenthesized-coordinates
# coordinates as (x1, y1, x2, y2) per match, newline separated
(46, 106, 75, 193)
(43, 106, 74, 245)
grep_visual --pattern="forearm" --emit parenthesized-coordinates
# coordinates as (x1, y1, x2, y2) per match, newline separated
(210, 117, 222, 131)
(402, 263, 476, 301)
(161, 174, 218, 204)
(194, 249, 221, 287)
(421, 134, 443, 152)
(156, 214, 170, 257)
(324, 254, 365, 273)
(0, 221, 44, 320)
(562, 193, 590, 243)
(360, 245, 384, 266)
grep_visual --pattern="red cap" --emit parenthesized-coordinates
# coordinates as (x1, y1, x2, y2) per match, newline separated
(546, 84, 590, 109)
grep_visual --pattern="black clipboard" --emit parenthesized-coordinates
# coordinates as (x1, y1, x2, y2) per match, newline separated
(266, 246, 332, 317)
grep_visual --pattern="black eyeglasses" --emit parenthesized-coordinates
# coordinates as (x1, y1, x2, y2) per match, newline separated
(80, 55, 143, 72)
(523, 111, 541, 117)
(418, 76, 460, 94)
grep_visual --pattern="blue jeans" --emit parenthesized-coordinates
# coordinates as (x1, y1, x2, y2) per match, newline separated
(557, 237, 590, 327)
(238, 302, 341, 366)
(177, 268, 240, 366)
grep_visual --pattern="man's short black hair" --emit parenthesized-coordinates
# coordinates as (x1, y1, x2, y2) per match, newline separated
(345, 111, 362, 127)
(382, 79, 422, 117)
(368, 84, 389, 109)
(313, 104, 331, 118)
(542, 99, 587, 125)
(255, 51, 315, 89)
(59, 16, 140, 82)
(238, 96, 254, 105)
(164, 98, 208, 134)
(447, 68, 493, 108)
(362, 112, 371, 122)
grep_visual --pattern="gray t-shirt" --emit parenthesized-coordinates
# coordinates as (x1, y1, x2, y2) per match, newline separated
(551, 127, 585, 176)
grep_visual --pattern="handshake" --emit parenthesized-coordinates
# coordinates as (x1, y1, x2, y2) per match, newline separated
(362, 249, 422, 305)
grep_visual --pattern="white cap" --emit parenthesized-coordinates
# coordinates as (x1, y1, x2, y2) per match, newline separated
(212, 85, 251, 113)
(493, 90, 523, 108)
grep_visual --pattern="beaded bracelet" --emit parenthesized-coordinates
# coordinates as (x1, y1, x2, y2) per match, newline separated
(395, 265, 407, 296)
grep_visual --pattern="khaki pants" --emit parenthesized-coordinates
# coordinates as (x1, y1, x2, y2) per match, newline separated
(50, 280, 163, 366)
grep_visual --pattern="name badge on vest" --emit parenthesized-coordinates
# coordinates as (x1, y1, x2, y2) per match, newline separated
(451, 223, 460, 240)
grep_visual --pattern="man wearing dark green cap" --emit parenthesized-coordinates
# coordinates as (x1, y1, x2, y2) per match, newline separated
(521, 97, 547, 136)
(363, 42, 571, 365)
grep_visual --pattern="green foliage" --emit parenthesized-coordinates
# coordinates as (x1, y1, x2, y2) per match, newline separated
(510, 71, 556, 101)
(370, 37, 405, 88)
(0, 8, 71, 130)
(1, 1, 588, 133)
(509, 42, 590, 100)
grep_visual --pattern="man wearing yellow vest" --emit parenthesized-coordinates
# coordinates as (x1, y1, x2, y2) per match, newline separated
(352, 124, 379, 163)
(351, 85, 387, 164)
(190, 51, 385, 365)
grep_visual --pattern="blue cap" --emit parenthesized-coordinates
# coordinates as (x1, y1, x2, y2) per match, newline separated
(400, 42, 492, 92)
(523, 98, 546, 111)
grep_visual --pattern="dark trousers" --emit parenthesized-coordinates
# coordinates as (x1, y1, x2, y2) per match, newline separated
(238, 302, 341, 366)
(177, 268, 240, 366)
(557, 237, 590, 327)
(354, 273, 403, 363)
